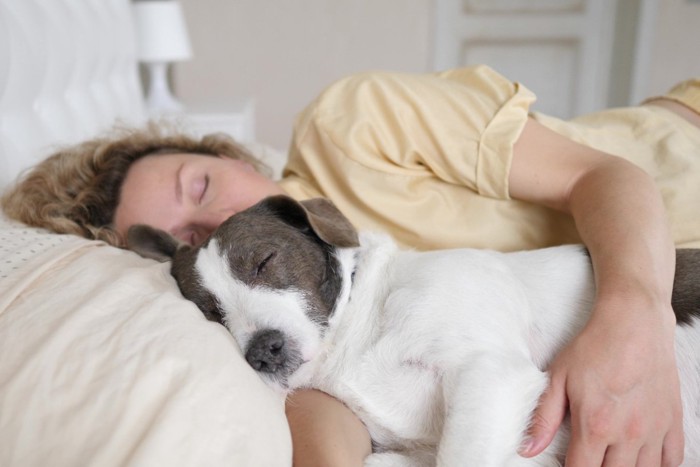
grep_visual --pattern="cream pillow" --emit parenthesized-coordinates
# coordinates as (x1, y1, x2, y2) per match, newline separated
(0, 215, 291, 466)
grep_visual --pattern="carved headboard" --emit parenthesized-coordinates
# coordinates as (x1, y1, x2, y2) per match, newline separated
(0, 0, 145, 191)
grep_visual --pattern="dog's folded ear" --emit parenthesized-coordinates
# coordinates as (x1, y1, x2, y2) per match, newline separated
(127, 225, 190, 262)
(300, 198, 360, 248)
(259, 195, 360, 248)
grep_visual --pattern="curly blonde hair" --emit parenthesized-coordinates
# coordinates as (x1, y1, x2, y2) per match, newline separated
(1, 123, 271, 247)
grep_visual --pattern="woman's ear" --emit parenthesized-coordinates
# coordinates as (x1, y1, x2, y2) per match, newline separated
(127, 224, 190, 262)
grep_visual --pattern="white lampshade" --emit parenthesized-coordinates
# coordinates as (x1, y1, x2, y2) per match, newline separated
(133, 0, 193, 114)
(133, 1, 192, 62)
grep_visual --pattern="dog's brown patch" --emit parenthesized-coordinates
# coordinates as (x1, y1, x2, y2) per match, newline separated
(174, 196, 355, 326)
(672, 249, 700, 326)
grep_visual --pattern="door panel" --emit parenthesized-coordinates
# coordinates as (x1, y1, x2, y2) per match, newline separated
(433, 0, 618, 118)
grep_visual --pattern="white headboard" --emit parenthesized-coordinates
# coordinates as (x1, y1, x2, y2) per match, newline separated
(0, 0, 146, 192)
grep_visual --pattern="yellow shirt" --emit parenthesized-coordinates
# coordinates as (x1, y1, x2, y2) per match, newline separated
(279, 66, 700, 251)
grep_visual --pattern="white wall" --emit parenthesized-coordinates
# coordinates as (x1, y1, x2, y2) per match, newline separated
(174, 0, 700, 151)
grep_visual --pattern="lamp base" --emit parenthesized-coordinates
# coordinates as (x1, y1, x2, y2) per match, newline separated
(144, 61, 185, 114)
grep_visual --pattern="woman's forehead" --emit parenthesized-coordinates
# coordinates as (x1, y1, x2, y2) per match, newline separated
(135, 152, 204, 168)
(113, 154, 185, 234)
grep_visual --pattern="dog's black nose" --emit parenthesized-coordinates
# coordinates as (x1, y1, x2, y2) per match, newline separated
(245, 329, 287, 374)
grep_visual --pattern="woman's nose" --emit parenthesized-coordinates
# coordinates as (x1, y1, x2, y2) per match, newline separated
(194, 208, 236, 233)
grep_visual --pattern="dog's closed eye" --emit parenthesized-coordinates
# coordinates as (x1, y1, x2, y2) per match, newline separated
(255, 252, 276, 277)
(203, 305, 224, 324)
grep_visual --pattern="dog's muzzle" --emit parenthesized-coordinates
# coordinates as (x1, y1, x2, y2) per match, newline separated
(244, 329, 305, 387)
(245, 329, 289, 373)
(244, 329, 305, 389)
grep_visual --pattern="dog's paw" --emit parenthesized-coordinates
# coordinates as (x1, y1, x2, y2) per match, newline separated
(364, 450, 434, 467)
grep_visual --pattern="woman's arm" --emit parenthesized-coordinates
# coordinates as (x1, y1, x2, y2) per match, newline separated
(510, 119, 684, 465)
(286, 389, 372, 467)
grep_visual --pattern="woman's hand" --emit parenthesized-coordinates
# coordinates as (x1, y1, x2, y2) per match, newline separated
(286, 389, 371, 467)
(520, 294, 684, 465)
(509, 118, 684, 465)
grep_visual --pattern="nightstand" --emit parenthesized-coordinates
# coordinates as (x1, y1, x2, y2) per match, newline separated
(150, 98, 256, 143)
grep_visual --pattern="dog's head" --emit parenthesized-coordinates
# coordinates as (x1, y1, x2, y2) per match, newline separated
(128, 195, 360, 392)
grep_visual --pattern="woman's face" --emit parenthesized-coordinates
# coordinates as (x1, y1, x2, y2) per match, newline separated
(113, 153, 284, 245)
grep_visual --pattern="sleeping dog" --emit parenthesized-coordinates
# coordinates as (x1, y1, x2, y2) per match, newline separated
(128, 195, 700, 466)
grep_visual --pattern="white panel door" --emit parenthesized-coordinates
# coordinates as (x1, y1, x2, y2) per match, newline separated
(433, 0, 617, 118)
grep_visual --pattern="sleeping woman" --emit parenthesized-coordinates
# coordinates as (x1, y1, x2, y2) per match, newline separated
(3, 66, 700, 466)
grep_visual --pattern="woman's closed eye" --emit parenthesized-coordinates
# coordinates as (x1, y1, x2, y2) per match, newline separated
(192, 174, 209, 204)
(175, 226, 203, 246)
(189, 231, 199, 246)
(189, 226, 214, 246)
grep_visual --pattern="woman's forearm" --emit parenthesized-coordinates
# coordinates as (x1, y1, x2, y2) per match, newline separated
(566, 155, 675, 316)
(510, 118, 684, 464)
(286, 389, 372, 467)
(510, 118, 676, 312)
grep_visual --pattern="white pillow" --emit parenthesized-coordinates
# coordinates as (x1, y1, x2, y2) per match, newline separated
(0, 215, 291, 466)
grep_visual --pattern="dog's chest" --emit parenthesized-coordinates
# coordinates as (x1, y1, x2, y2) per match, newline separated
(306, 243, 599, 450)
(306, 247, 553, 448)
(311, 331, 447, 448)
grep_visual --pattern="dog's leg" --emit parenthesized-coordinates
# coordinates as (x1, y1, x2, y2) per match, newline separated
(364, 449, 436, 467)
(436, 352, 563, 467)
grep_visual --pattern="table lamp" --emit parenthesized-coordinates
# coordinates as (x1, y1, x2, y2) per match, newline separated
(133, 0, 192, 113)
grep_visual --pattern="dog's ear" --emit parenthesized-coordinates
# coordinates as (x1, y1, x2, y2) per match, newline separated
(260, 195, 359, 248)
(300, 198, 359, 248)
(127, 224, 190, 262)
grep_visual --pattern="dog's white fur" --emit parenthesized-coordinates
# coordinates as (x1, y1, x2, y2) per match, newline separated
(192, 231, 700, 466)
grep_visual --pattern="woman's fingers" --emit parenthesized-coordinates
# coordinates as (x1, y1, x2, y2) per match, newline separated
(519, 372, 567, 457)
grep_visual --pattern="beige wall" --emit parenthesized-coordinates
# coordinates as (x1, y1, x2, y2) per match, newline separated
(176, 0, 433, 150)
(175, 0, 699, 151)
(647, 0, 700, 96)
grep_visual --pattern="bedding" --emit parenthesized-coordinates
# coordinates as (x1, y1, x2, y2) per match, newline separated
(0, 215, 291, 466)
(0, 0, 292, 465)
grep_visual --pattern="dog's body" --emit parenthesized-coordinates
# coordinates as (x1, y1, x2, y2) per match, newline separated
(129, 195, 700, 467)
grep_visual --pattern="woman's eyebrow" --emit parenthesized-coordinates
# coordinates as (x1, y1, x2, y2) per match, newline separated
(175, 162, 184, 203)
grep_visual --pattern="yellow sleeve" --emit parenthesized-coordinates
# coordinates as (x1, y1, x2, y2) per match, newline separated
(286, 65, 536, 200)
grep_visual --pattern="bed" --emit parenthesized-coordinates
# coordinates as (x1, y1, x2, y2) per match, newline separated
(0, 1, 292, 465)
